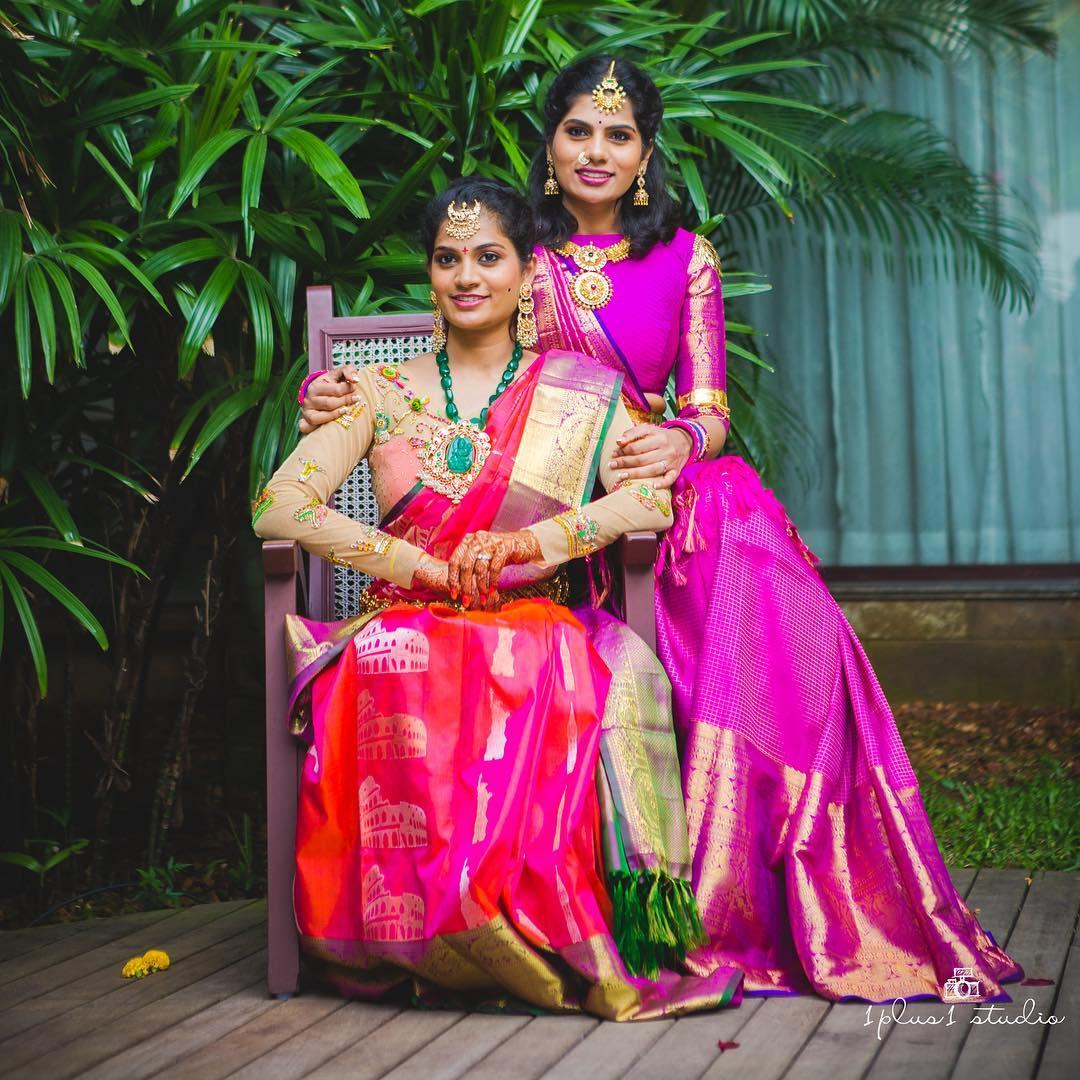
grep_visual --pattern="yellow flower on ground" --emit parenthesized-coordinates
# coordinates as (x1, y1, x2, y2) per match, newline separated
(121, 956, 151, 979)
(142, 949, 171, 971)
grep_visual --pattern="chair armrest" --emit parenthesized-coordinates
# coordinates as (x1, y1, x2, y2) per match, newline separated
(619, 532, 658, 652)
(262, 540, 303, 996)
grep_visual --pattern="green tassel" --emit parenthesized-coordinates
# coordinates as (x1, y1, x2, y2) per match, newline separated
(609, 869, 708, 980)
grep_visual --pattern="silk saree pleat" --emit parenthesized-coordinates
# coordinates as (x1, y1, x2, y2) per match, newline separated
(535, 256, 1023, 1003)
(289, 351, 743, 1018)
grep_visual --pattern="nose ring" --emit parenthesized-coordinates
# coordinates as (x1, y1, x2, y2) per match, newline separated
(577, 152, 591, 166)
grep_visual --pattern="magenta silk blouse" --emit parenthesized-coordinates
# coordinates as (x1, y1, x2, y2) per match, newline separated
(533, 227, 728, 423)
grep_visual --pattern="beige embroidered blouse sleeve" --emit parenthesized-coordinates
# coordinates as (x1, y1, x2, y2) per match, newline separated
(251, 367, 427, 588)
(525, 397, 675, 568)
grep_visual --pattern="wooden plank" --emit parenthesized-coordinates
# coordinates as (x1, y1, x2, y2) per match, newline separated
(305, 1009, 465, 1080)
(539, 1017, 673, 1080)
(0, 905, 265, 1061)
(382, 1013, 532, 1080)
(467, 1016, 599, 1080)
(768, 1000, 883, 1080)
(1036, 916, 1079, 1080)
(154, 992, 347, 1080)
(0, 907, 179, 988)
(952, 871, 1080, 1080)
(0, 922, 89, 964)
(229, 1002, 401, 1080)
(76, 966, 272, 1079)
(627, 998, 766, 1080)
(950, 868, 978, 898)
(0, 900, 255, 1019)
(702, 995, 829, 1080)
(15, 940, 266, 1080)
(865, 867, 1033, 1080)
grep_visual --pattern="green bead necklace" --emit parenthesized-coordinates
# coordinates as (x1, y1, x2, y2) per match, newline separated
(436, 341, 523, 429)
(416, 342, 524, 504)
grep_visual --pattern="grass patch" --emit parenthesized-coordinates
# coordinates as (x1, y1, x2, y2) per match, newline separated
(918, 759, 1079, 870)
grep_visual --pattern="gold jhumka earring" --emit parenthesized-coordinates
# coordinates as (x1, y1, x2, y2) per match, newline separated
(545, 153, 560, 196)
(430, 289, 447, 350)
(633, 163, 649, 207)
(516, 282, 538, 348)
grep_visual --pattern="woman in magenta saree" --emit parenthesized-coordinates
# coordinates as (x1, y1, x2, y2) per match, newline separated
(254, 180, 742, 1018)
(523, 57, 1022, 1002)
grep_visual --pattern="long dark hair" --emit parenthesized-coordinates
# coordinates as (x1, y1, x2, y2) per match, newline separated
(420, 176, 535, 264)
(528, 56, 680, 257)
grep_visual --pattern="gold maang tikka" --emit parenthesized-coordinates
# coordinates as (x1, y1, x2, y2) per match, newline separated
(445, 200, 482, 240)
(592, 60, 626, 115)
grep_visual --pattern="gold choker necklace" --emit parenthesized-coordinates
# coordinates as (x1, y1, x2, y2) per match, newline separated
(555, 237, 631, 310)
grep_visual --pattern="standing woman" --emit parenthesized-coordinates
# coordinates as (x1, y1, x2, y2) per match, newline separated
(301, 60, 1021, 1004)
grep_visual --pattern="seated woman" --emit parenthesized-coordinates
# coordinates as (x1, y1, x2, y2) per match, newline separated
(253, 178, 742, 1019)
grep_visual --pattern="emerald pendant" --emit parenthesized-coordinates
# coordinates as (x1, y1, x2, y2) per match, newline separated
(446, 433, 475, 474)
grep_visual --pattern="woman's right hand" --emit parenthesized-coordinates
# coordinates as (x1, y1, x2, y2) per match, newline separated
(299, 368, 361, 434)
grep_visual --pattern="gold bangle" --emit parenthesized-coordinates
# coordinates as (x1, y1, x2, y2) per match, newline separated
(676, 387, 730, 421)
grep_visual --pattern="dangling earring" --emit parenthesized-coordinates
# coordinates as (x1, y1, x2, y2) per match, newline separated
(516, 281, 538, 348)
(633, 163, 649, 207)
(544, 152, 560, 197)
(430, 289, 447, 351)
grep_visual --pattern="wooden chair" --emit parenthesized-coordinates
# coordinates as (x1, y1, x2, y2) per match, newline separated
(262, 285, 658, 997)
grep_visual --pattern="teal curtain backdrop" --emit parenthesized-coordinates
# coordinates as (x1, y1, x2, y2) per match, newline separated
(751, 5, 1080, 566)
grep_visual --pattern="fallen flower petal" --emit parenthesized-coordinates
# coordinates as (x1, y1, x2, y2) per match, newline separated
(1020, 978, 1055, 986)
(717, 1041, 740, 1051)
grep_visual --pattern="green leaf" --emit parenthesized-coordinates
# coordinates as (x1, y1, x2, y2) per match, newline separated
(183, 385, 264, 479)
(24, 262, 57, 383)
(0, 563, 47, 697)
(56, 455, 157, 502)
(238, 263, 275, 384)
(141, 239, 225, 283)
(14, 273, 31, 397)
(6, 537, 145, 577)
(0, 212, 21, 310)
(36, 259, 84, 366)
(240, 132, 267, 255)
(69, 85, 199, 130)
(273, 127, 369, 219)
(20, 467, 81, 544)
(84, 142, 141, 211)
(178, 259, 241, 377)
(61, 253, 132, 349)
(0, 852, 43, 874)
(168, 128, 250, 217)
(2, 551, 107, 650)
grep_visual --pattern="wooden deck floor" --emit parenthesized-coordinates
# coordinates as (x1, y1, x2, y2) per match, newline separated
(0, 869, 1075, 1079)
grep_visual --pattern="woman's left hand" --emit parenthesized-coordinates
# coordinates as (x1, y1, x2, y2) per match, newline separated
(448, 530, 541, 610)
(609, 425, 693, 490)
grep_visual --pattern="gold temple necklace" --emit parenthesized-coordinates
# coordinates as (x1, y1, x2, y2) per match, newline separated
(554, 237, 631, 310)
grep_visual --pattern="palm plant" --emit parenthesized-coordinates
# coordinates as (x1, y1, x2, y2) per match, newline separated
(0, 0, 1055, 869)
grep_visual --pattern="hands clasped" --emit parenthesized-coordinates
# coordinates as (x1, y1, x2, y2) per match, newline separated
(414, 530, 541, 610)
(609, 424, 693, 489)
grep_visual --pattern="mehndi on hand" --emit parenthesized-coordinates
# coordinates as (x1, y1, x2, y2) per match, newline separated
(447, 530, 542, 610)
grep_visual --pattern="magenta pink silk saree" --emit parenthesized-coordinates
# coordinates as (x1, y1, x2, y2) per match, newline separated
(283, 351, 742, 1018)
(533, 232, 1022, 1002)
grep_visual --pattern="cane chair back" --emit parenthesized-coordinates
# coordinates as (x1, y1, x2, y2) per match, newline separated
(304, 285, 433, 621)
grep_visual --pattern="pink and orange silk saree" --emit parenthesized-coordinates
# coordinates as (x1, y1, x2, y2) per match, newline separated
(533, 231, 1022, 1002)
(257, 349, 742, 1019)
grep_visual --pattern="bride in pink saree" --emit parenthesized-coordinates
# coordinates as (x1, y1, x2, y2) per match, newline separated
(300, 58, 1023, 1006)
(255, 179, 742, 1019)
